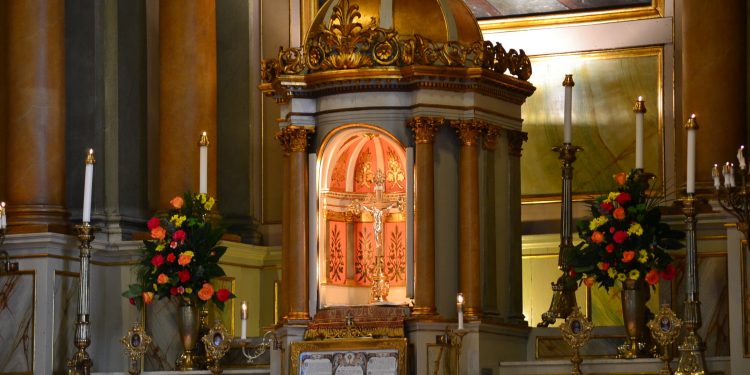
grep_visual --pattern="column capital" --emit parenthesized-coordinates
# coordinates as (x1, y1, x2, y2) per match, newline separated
(506, 129, 528, 157)
(407, 116, 443, 144)
(483, 125, 502, 151)
(277, 125, 315, 154)
(450, 119, 485, 146)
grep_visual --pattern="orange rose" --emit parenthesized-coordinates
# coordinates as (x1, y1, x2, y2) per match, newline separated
(583, 276, 595, 287)
(142, 291, 154, 304)
(170, 196, 185, 209)
(613, 207, 626, 220)
(150, 226, 167, 240)
(645, 269, 660, 285)
(622, 250, 636, 263)
(614, 172, 627, 186)
(198, 283, 214, 301)
(591, 231, 605, 244)
(178, 251, 194, 266)
(157, 273, 169, 284)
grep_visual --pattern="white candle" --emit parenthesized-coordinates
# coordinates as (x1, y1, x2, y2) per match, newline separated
(82, 149, 95, 223)
(712, 164, 721, 190)
(457, 293, 464, 330)
(730, 163, 736, 187)
(685, 114, 697, 194)
(738, 145, 746, 170)
(563, 75, 574, 144)
(723, 162, 731, 188)
(241, 300, 248, 339)
(199, 132, 209, 195)
(0, 202, 6, 229)
(634, 96, 646, 169)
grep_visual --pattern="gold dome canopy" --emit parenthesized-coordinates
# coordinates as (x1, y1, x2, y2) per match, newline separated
(308, 0, 483, 46)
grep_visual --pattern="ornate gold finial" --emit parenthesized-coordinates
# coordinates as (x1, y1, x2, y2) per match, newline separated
(633, 96, 647, 113)
(199, 131, 210, 147)
(85, 149, 96, 165)
(685, 113, 698, 130)
(562, 74, 574, 87)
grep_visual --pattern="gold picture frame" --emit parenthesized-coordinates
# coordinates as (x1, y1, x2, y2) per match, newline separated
(290, 338, 407, 375)
(520, 46, 664, 203)
(477, 0, 664, 31)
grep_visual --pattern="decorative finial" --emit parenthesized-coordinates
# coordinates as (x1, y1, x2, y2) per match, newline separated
(633, 96, 646, 113)
(562, 74, 575, 87)
(199, 131, 209, 146)
(685, 114, 698, 130)
(85, 149, 96, 165)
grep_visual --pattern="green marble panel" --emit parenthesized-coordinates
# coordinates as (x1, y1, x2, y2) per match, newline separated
(521, 48, 663, 199)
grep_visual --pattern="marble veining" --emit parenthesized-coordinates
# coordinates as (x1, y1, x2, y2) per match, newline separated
(0, 273, 34, 372)
(145, 298, 180, 370)
(53, 273, 79, 372)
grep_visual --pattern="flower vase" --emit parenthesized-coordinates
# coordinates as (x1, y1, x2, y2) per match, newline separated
(175, 300, 203, 370)
(618, 279, 651, 359)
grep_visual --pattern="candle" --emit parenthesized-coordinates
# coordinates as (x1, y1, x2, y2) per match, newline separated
(199, 132, 209, 195)
(0, 202, 6, 229)
(685, 114, 697, 194)
(730, 163, 736, 187)
(82, 149, 96, 223)
(456, 293, 464, 330)
(562, 75, 574, 144)
(241, 300, 248, 339)
(712, 164, 721, 190)
(633, 96, 646, 169)
(723, 162, 731, 187)
(738, 145, 746, 170)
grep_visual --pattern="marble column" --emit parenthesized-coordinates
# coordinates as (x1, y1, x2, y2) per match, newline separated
(451, 119, 484, 319)
(158, 0, 217, 206)
(407, 117, 442, 317)
(276, 131, 291, 321)
(6, 0, 68, 233)
(681, 0, 746, 192)
(284, 126, 314, 321)
(505, 129, 527, 324)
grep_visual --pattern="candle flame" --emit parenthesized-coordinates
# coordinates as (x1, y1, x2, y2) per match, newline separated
(89, 149, 94, 155)
(638, 96, 643, 101)
(202, 131, 207, 136)
(457, 293, 464, 304)
(0, 202, 4, 208)
(691, 113, 696, 119)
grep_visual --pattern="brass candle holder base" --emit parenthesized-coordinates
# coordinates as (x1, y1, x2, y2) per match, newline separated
(370, 255, 390, 303)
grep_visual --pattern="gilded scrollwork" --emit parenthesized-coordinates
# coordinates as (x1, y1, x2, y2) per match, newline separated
(450, 119, 485, 147)
(259, 0, 532, 84)
(407, 116, 443, 144)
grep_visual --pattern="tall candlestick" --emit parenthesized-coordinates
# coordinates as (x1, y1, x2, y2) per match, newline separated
(633, 96, 646, 169)
(199, 132, 209, 195)
(712, 164, 721, 190)
(241, 300, 248, 339)
(562, 75, 574, 144)
(685, 115, 697, 194)
(457, 293, 464, 330)
(82, 149, 96, 223)
(0, 202, 6, 229)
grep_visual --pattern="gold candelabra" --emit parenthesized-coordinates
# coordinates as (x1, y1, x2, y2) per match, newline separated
(121, 322, 152, 375)
(647, 304, 682, 375)
(560, 307, 593, 375)
(239, 330, 281, 364)
(715, 145, 750, 239)
(68, 223, 97, 375)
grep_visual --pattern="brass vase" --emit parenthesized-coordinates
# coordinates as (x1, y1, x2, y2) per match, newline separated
(618, 279, 651, 359)
(175, 300, 202, 370)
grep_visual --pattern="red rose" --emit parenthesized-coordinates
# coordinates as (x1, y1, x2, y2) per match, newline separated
(660, 263, 676, 281)
(615, 192, 631, 206)
(609, 226, 616, 234)
(173, 229, 186, 242)
(178, 269, 191, 283)
(645, 269, 660, 285)
(129, 297, 136, 305)
(567, 268, 576, 278)
(147, 217, 161, 230)
(216, 289, 231, 302)
(613, 230, 628, 244)
(170, 286, 178, 296)
(166, 253, 176, 263)
(613, 207, 626, 220)
(605, 244, 615, 253)
(599, 202, 614, 214)
(151, 254, 165, 268)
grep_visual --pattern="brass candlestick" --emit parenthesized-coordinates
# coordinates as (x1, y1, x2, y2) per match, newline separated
(675, 194, 706, 375)
(202, 320, 233, 375)
(560, 307, 592, 375)
(239, 330, 280, 363)
(539, 143, 582, 327)
(121, 322, 152, 375)
(716, 152, 750, 240)
(648, 304, 682, 375)
(69, 223, 97, 375)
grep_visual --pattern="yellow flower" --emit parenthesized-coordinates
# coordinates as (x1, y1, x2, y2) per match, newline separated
(628, 222, 643, 236)
(607, 192, 619, 203)
(199, 193, 207, 204)
(155, 244, 165, 252)
(170, 214, 187, 227)
(638, 249, 649, 263)
(185, 287, 193, 294)
(608, 268, 618, 279)
(617, 273, 627, 282)
(178, 250, 194, 266)
(589, 216, 609, 231)
(629, 269, 640, 280)
(205, 197, 215, 211)
(152, 283, 158, 291)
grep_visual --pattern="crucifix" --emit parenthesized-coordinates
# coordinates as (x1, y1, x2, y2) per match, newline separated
(349, 169, 403, 303)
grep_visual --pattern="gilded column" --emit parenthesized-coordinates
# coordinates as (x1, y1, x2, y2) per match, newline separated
(451, 119, 484, 319)
(407, 116, 443, 317)
(285, 125, 314, 321)
(276, 131, 291, 321)
(158, 0, 217, 205)
(6, 0, 67, 232)
(506, 129, 528, 323)
(681, 0, 746, 192)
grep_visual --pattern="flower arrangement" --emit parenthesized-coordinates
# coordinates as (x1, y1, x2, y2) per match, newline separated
(568, 169, 684, 290)
(122, 192, 235, 309)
